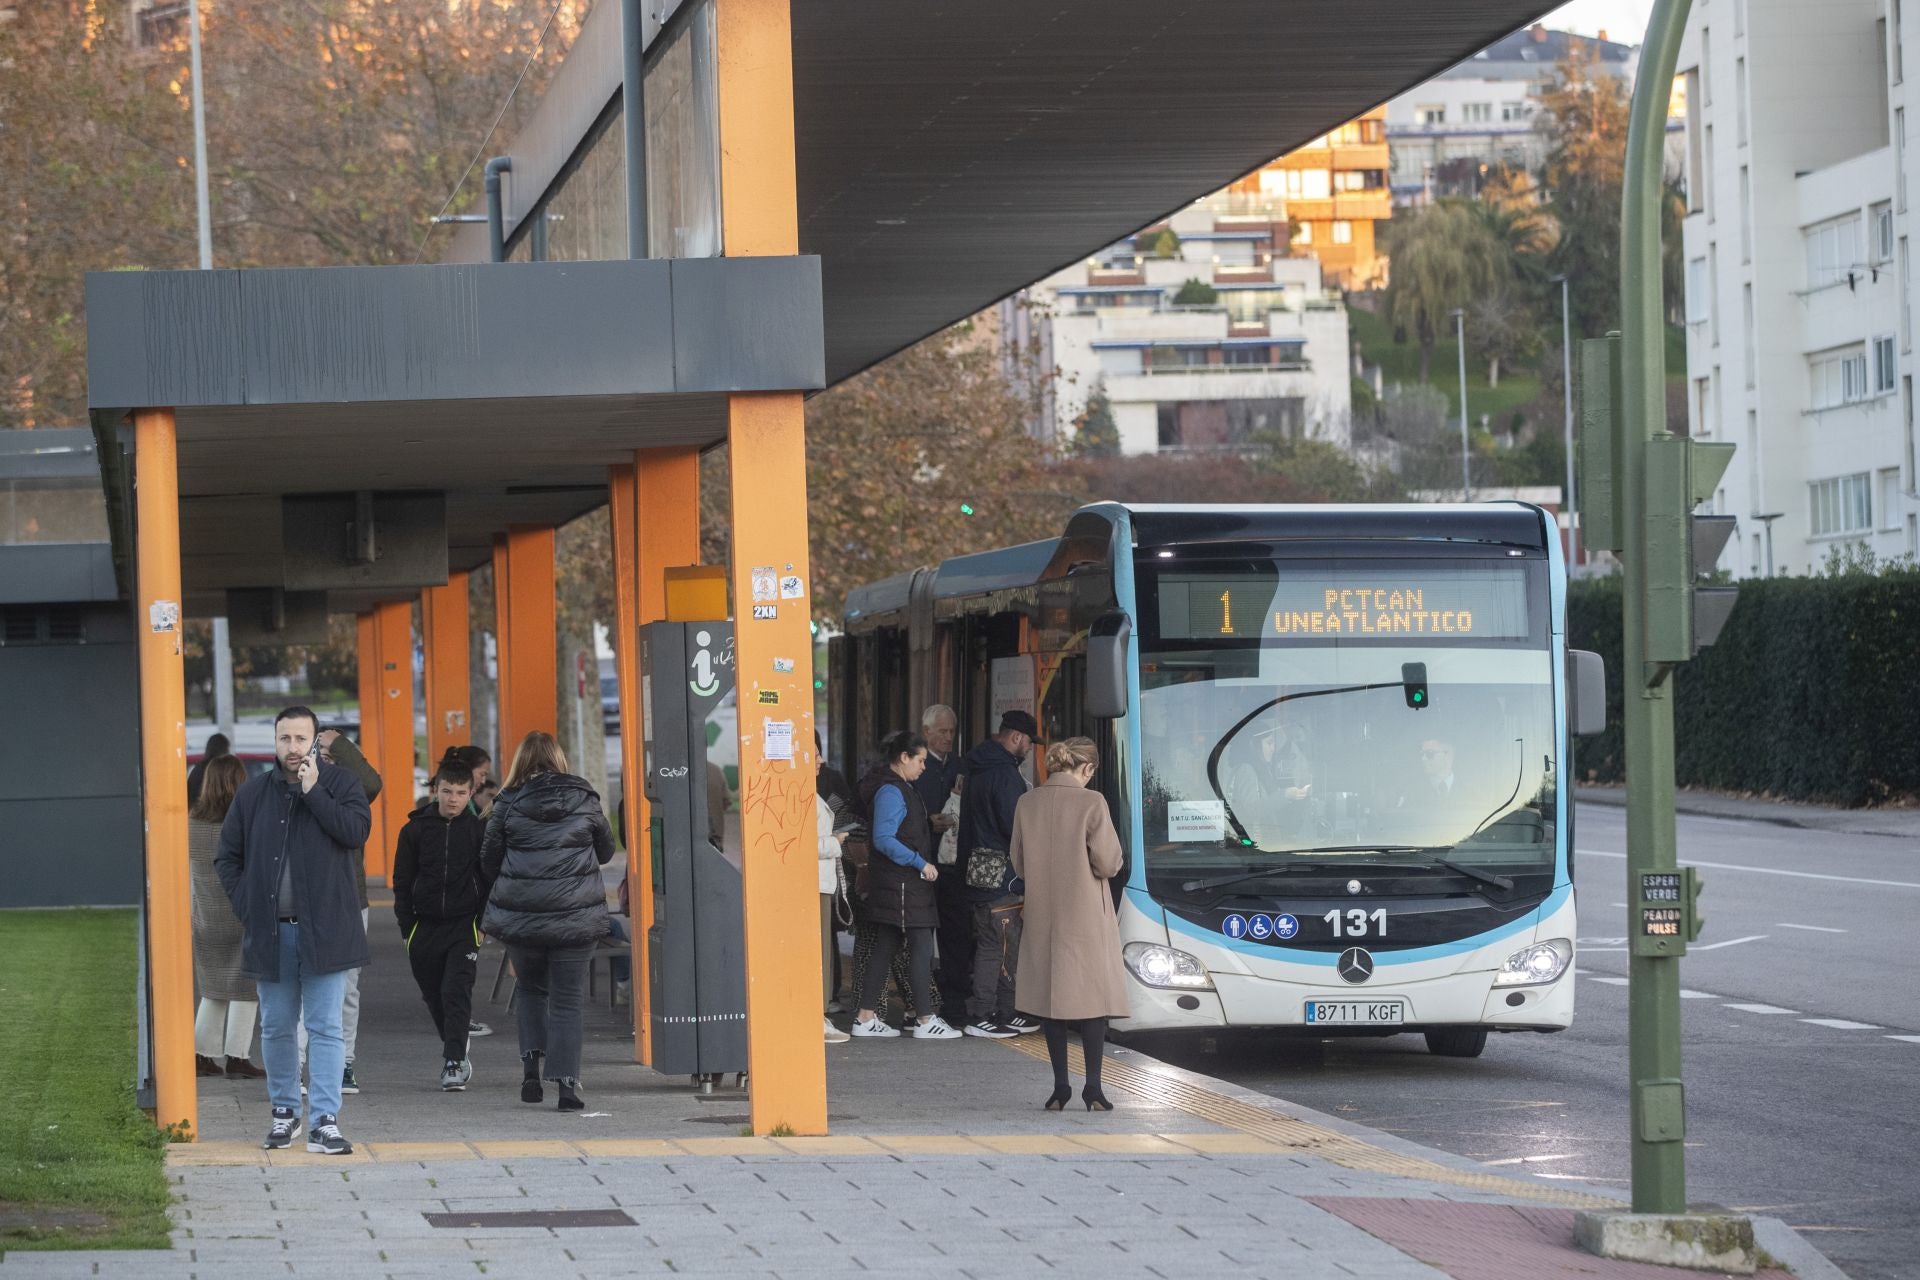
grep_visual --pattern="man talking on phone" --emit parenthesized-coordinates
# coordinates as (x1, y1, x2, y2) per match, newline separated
(216, 706, 371, 1155)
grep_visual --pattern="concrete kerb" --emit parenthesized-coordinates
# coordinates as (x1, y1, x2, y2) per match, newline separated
(1577, 784, 1920, 839)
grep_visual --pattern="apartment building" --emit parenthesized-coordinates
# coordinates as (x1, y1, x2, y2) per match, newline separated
(1386, 25, 1636, 204)
(1677, 0, 1919, 576)
(1206, 106, 1392, 289)
(1001, 204, 1351, 456)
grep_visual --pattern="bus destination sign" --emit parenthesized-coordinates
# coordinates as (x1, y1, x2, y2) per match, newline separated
(1155, 567, 1530, 641)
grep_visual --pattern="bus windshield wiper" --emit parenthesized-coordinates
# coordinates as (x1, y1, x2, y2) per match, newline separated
(1180, 847, 1513, 896)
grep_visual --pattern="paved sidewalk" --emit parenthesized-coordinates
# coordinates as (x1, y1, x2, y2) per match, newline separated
(1577, 785, 1920, 839)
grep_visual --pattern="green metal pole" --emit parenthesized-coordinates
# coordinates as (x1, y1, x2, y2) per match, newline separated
(1622, 0, 1693, 1216)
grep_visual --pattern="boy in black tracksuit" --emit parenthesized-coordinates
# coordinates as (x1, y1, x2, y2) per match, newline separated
(393, 762, 488, 1090)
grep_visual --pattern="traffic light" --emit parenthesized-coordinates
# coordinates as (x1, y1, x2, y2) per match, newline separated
(1401, 661, 1428, 710)
(959, 503, 975, 516)
(1644, 435, 1738, 662)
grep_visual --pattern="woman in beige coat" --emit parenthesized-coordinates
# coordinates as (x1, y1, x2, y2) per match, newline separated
(1010, 736, 1129, 1111)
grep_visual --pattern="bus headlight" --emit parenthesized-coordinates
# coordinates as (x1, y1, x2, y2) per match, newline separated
(1123, 942, 1215, 990)
(1494, 938, 1572, 987)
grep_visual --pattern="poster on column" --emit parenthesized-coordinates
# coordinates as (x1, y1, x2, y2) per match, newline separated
(990, 656, 1037, 786)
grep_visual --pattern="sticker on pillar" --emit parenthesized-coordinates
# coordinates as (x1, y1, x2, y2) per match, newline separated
(757, 689, 780, 705)
(763, 719, 795, 762)
(148, 601, 180, 633)
(751, 566, 778, 603)
(773, 657, 795, 673)
(751, 604, 777, 621)
(779, 575, 805, 600)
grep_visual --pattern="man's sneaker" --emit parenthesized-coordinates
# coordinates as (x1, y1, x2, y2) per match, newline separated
(912, 1015, 963, 1040)
(440, 1059, 470, 1091)
(468, 1021, 493, 1038)
(340, 1062, 360, 1094)
(823, 1017, 850, 1044)
(262, 1107, 302, 1150)
(964, 1018, 1017, 1039)
(1003, 1014, 1042, 1035)
(306, 1114, 352, 1155)
(849, 1015, 900, 1038)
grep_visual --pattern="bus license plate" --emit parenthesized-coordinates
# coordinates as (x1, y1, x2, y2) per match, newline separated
(1305, 1000, 1404, 1026)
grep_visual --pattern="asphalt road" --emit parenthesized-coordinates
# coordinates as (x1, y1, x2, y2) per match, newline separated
(1136, 803, 1920, 1280)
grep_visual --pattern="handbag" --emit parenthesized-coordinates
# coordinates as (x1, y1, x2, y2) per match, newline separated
(841, 835, 872, 900)
(965, 845, 1011, 892)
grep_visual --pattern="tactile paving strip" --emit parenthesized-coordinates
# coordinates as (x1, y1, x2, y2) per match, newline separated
(1003, 1036, 1614, 1209)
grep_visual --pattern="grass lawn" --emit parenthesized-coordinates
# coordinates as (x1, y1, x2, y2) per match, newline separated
(1350, 306, 1545, 428)
(0, 910, 172, 1253)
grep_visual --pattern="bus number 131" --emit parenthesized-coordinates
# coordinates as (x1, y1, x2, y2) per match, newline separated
(1324, 908, 1387, 938)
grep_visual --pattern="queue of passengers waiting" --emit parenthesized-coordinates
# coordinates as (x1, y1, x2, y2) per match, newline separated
(822, 706, 1128, 1112)
(189, 699, 1128, 1156)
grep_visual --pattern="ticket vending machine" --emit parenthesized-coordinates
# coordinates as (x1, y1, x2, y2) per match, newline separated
(639, 621, 748, 1081)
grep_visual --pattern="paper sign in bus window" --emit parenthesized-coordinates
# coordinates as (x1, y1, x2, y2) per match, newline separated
(1168, 800, 1228, 842)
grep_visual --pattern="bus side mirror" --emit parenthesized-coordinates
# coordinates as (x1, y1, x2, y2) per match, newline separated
(1087, 612, 1131, 719)
(1569, 649, 1606, 737)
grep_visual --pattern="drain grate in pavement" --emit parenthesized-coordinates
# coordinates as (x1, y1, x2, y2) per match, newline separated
(423, 1209, 636, 1230)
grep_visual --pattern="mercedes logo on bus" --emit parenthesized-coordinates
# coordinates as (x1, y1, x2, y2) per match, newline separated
(1337, 947, 1375, 985)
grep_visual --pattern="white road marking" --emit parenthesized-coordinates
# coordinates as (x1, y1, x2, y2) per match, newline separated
(1610, 902, 1629, 909)
(1723, 1003, 1798, 1015)
(1778, 922, 1847, 933)
(1578, 848, 1920, 890)
(1678, 989, 1720, 999)
(1691, 934, 1767, 951)
(1481, 1154, 1579, 1166)
(1800, 1018, 1882, 1030)
(1589, 976, 1629, 986)
(1886, 1035, 1920, 1044)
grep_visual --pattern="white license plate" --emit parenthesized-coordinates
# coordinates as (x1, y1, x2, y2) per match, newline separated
(1305, 1000, 1404, 1026)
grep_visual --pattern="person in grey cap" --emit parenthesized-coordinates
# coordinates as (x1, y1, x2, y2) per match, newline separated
(955, 709, 1042, 1039)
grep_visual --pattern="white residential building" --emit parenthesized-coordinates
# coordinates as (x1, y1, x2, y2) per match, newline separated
(1677, 0, 1919, 576)
(1001, 204, 1352, 456)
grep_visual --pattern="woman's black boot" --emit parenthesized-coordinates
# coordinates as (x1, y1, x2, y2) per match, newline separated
(1043, 1088, 1072, 1112)
(557, 1079, 585, 1112)
(521, 1052, 544, 1104)
(1082, 1088, 1113, 1113)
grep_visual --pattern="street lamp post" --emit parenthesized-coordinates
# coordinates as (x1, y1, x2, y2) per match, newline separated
(1451, 308, 1470, 500)
(1552, 274, 1576, 565)
(1755, 512, 1784, 576)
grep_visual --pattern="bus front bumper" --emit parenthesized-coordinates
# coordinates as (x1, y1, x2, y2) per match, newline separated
(1122, 965, 1574, 1033)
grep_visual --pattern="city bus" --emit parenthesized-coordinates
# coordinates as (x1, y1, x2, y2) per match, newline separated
(829, 503, 1605, 1057)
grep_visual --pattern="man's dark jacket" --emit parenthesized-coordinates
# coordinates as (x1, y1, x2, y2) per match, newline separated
(912, 748, 961, 819)
(215, 763, 372, 980)
(957, 738, 1027, 901)
(393, 799, 486, 936)
(479, 772, 615, 949)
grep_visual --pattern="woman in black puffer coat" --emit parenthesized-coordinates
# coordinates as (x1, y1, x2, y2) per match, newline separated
(480, 731, 615, 1110)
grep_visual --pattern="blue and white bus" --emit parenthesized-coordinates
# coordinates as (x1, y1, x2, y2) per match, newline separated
(831, 503, 1605, 1057)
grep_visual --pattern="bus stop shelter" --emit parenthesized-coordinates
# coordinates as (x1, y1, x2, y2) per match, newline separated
(85, 0, 1563, 1144)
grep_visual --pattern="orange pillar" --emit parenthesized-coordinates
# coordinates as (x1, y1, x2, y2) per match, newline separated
(499, 525, 557, 758)
(423, 572, 471, 766)
(371, 599, 415, 882)
(134, 407, 196, 1140)
(355, 611, 386, 878)
(716, 0, 826, 1136)
(491, 535, 513, 760)
(616, 447, 703, 1065)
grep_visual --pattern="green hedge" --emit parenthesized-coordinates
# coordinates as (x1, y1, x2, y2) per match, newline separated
(1568, 570, 1920, 806)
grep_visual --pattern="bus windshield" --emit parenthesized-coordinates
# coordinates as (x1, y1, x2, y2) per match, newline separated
(1138, 557, 1557, 879)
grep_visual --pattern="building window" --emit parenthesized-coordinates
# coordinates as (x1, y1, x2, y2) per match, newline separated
(1743, 285, 1756, 387)
(1709, 245, 1720, 344)
(1705, 125, 1716, 221)
(1809, 473, 1873, 536)
(1876, 335, 1898, 392)
(1735, 57, 1748, 146)
(1500, 100, 1530, 122)
(1701, 27, 1712, 105)
(1804, 214, 1864, 289)
(1686, 257, 1709, 325)
(1331, 221, 1353, 245)
(1414, 105, 1446, 126)
(1282, 168, 1332, 199)
(131, 0, 189, 49)
(1740, 166, 1752, 263)
(1462, 102, 1493, 123)
(1694, 376, 1712, 433)
(1294, 222, 1314, 245)
(1873, 202, 1896, 262)
(1222, 346, 1270, 366)
(1881, 468, 1904, 529)
(1809, 345, 1871, 408)
(1684, 70, 1704, 212)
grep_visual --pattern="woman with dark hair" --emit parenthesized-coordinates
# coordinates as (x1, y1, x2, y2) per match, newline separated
(850, 730, 961, 1041)
(190, 754, 264, 1078)
(1011, 736, 1129, 1112)
(480, 731, 616, 1110)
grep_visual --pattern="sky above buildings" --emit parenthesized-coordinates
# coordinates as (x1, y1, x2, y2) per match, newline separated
(1546, 0, 1655, 42)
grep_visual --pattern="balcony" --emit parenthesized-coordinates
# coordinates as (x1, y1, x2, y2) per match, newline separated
(1214, 263, 1275, 285)
(1088, 265, 1146, 286)
(1330, 142, 1390, 171)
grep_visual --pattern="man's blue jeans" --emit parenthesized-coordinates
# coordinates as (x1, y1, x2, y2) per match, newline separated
(257, 923, 349, 1122)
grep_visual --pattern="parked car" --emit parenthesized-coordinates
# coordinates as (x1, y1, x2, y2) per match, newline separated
(601, 673, 621, 735)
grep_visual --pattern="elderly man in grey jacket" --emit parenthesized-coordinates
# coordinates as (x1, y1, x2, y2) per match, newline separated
(216, 706, 370, 1155)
